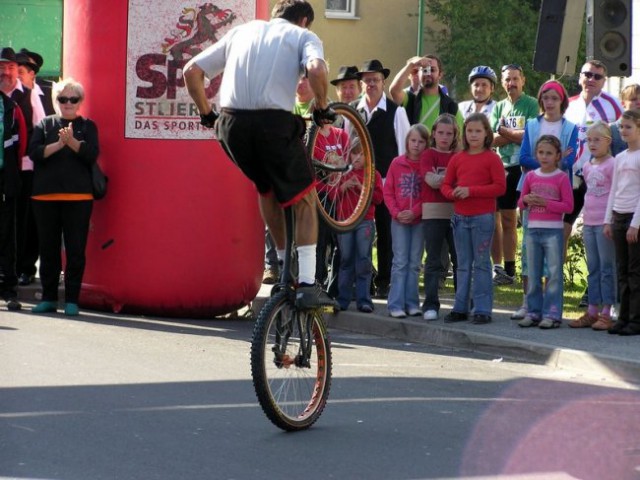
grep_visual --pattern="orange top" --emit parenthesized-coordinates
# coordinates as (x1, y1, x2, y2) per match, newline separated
(32, 193, 93, 201)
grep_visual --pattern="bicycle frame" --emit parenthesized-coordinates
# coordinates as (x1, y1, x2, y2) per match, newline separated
(270, 206, 314, 370)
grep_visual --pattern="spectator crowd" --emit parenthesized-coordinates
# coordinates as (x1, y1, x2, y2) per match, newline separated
(260, 54, 640, 336)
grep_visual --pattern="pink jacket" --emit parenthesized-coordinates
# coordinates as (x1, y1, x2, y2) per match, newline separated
(384, 155, 423, 225)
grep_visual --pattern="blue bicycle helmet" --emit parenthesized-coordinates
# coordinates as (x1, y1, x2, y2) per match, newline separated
(468, 66, 497, 85)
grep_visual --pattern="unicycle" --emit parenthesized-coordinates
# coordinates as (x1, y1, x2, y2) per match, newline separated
(250, 102, 374, 431)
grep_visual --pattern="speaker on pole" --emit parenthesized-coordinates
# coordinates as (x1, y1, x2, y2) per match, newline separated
(533, 0, 586, 75)
(586, 0, 632, 76)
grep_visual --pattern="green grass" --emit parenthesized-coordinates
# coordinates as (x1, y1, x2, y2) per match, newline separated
(372, 226, 589, 320)
(437, 278, 586, 320)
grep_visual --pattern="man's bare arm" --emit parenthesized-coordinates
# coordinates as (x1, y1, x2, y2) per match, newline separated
(498, 126, 525, 144)
(183, 61, 213, 116)
(307, 58, 329, 110)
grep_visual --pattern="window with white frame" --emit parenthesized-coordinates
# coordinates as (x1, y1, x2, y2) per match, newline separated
(325, 0, 358, 19)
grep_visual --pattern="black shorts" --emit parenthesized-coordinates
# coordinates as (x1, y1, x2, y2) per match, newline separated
(216, 109, 315, 207)
(564, 177, 586, 225)
(497, 165, 521, 210)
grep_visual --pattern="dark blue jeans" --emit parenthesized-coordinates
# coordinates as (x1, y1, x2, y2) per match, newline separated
(422, 219, 456, 312)
(336, 219, 375, 309)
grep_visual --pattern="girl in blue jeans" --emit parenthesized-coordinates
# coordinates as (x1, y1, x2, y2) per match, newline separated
(384, 125, 429, 318)
(517, 135, 574, 329)
(335, 139, 384, 312)
(569, 122, 616, 330)
(441, 113, 506, 324)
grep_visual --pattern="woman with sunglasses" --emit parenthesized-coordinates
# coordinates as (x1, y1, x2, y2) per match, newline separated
(28, 78, 99, 316)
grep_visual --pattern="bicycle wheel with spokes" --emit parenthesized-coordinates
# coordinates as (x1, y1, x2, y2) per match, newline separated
(250, 291, 332, 431)
(307, 102, 375, 233)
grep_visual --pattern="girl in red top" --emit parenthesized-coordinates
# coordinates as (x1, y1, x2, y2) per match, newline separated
(441, 113, 506, 324)
(335, 138, 383, 312)
(384, 124, 429, 318)
(420, 113, 459, 321)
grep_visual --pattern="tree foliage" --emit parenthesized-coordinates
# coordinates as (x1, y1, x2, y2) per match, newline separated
(425, 0, 583, 100)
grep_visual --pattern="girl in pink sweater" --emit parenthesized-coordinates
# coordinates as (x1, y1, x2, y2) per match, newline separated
(517, 135, 574, 328)
(384, 124, 428, 318)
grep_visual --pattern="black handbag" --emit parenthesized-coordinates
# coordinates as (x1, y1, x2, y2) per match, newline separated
(91, 162, 108, 200)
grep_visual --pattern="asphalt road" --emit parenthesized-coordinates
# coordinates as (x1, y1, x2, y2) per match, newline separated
(2, 309, 640, 480)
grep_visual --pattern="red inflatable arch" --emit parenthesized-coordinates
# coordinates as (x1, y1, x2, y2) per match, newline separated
(64, 0, 269, 317)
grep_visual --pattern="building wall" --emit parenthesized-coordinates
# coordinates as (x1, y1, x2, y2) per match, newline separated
(0, 0, 62, 78)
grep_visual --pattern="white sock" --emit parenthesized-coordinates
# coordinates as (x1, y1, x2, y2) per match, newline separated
(276, 249, 285, 264)
(296, 244, 316, 285)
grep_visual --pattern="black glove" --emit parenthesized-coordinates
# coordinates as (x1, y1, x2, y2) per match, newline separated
(200, 110, 219, 128)
(312, 106, 337, 127)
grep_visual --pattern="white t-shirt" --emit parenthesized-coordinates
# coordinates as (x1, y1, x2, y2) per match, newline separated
(193, 18, 324, 112)
(539, 118, 562, 139)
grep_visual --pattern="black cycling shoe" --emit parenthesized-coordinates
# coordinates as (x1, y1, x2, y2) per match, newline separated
(295, 283, 339, 310)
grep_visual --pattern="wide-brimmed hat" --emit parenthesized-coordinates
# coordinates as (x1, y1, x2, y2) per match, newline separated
(17, 48, 43, 73)
(330, 65, 360, 86)
(358, 59, 390, 79)
(0, 47, 17, 63)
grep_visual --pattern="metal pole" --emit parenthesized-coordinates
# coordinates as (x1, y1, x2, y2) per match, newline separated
(417, 0, 424, 56)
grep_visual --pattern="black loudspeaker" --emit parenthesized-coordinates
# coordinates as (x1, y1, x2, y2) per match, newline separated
(533, 0, 586, 75)
(586, 0, 633, 76)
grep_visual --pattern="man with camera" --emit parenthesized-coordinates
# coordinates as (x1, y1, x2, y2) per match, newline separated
(389, 54, 463, 131)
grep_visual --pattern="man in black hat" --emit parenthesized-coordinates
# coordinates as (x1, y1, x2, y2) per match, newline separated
(330, 65, 361, 104)
(0, 48, 33, 134)
(17, 49, 53, 286)
(354, 59, 410, 298)
(17, 48, 55, 117)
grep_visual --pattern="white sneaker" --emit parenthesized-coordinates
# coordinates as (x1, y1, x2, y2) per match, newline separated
(423, 309, 438, 321)
(408, 308, 422, 317)
(389, 310, 407, 318)
(510, 306, 527, 320)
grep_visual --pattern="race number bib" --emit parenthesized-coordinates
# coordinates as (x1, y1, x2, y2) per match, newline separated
(503, 116, 526, 129)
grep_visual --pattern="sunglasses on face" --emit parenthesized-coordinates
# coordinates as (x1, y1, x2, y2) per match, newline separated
(581, 71, 605, 81)
(57, 96, 80, 104)
(501, 64, 522, 73)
